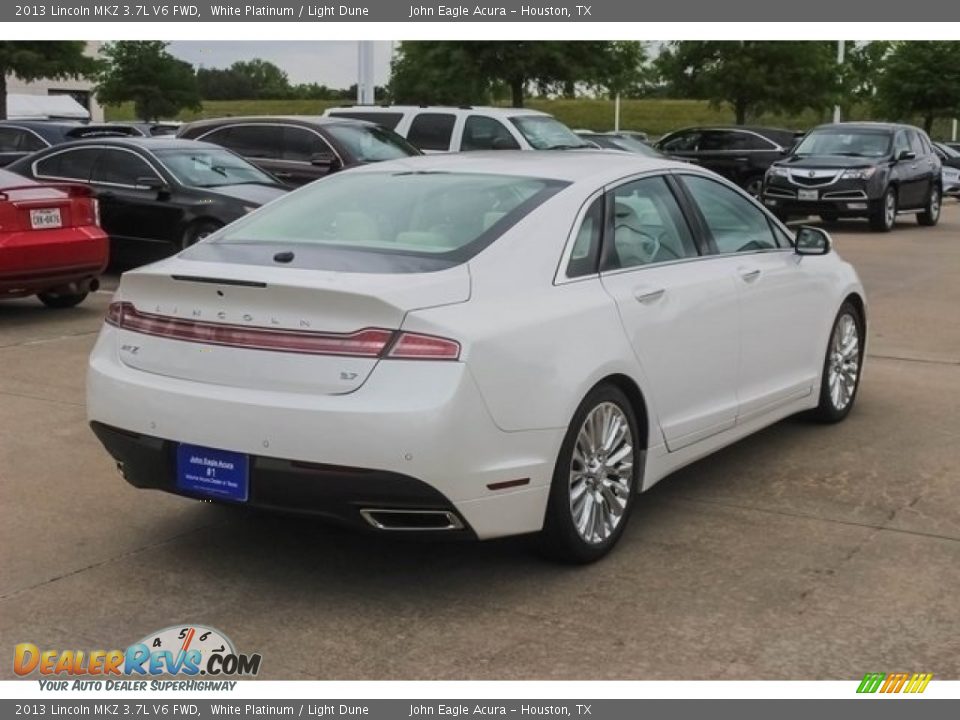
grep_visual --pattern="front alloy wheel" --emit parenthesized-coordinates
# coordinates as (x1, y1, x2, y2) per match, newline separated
(539, 385, 640, 563)
(869, 187, 897, 232)
(810, 302, 863, 422)
(918, 185, 941, 226)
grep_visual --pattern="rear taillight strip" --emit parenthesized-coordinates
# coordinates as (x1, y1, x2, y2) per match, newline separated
(105, 302, 460, 360)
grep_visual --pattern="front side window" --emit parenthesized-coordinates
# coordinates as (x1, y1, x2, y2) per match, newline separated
(682, 175, 780, 254)
(153, 147, 274, 188)
(282, 126, 328, 162)
(34, 148, 101, 182)
(893, 130, 910, 158)
(605, 176, 698, 270)
(461, 116, 520, 151)
(216, 171, 566, 264)
(406, 113, 456, 151)
(91, 149, 157, 186)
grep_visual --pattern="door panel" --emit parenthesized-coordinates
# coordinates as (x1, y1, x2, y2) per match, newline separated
(598, 175, 740, 451)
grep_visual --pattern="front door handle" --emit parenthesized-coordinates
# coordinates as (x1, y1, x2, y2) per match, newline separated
(633, 286, 666, 303)
(738, 267, 761, 282)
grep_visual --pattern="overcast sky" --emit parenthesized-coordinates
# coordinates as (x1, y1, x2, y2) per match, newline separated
(167, 41, 394, 89)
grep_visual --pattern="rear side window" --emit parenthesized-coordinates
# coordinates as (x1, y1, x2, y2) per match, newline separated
(407, 113, 456, 151)
(216, 171, 566, 264)
(0, 127, 45, 152)
(327, 111, 404, 130)
(682, 175, 780, 254)
(92, 149, 158, 186)
(34, 148, 101, 182)
(605, 177, 698, 270)
(204, 125, 283, 158)
(462, 116, 520, 151)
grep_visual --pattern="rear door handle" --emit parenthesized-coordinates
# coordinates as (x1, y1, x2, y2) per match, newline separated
(633, 286, 666, 303)
(738, 267, 761, 282)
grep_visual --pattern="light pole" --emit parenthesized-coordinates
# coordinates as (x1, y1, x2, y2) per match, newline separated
(357, 41, 376, 105)
(833, 40, 845, 124)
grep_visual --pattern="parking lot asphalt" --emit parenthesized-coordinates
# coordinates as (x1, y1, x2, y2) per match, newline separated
(2, 205, 959, 681)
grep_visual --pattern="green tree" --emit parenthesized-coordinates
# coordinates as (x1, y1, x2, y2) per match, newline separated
(0, 41, 97, 120)
(656, 41, 839, 125)
(390, 41, 646, 108)
(95, 41, 201, 121)
(874, 41, 960, 133)
(227, 59, 291, 99)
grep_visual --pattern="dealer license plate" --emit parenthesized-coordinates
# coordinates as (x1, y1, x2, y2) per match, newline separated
(797, 189, 819, 201)
(176, 443, 249, 502)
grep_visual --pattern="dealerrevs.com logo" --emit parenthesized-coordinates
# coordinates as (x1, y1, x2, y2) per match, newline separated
(857, 672, 933, 694)
(14, 625, 261, 687)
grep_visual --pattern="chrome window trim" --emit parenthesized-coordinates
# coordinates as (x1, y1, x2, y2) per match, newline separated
(0, 124, 52, 151)
(196, 122, 344, 167)
(32, 145, 165, 189)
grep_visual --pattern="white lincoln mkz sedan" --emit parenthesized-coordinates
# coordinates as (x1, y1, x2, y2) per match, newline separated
(88, 151, 866, 562)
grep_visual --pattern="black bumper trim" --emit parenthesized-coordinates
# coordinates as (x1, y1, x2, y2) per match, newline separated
(90, 421, 476, 538)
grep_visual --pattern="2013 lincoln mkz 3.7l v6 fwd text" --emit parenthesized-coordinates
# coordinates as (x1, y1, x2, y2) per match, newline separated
(87, 151, 867, 563)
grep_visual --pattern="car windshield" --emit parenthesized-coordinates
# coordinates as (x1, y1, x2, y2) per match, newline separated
(794, 130, 892, 158)
(509, 116, 591, 150)
(216, 171, 566, 260)
(324, 123, 420, 162)
(591, 134, 661, 156)
(153, 147, 275, 187)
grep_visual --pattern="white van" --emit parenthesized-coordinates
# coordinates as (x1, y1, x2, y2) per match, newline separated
(322, 105, 588, 153)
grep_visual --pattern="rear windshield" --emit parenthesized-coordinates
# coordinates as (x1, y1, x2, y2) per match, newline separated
(324, 123, 420, 162)
(794, 130, 892, 158)
(215, 170, 566, 263)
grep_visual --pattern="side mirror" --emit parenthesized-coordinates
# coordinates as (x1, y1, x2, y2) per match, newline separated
(136, 176, 169, 194)
(897, 149, 916, 161)
(310, 152, 341, 171)
(795, 225, 832, 256)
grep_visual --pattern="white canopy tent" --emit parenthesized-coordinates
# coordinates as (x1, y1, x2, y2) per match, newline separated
(5, 93, 90, 120)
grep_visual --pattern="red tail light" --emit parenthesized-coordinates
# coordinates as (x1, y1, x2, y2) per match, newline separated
(105, 302, 460, 360)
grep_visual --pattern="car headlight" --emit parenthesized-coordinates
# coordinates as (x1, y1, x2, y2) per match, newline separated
(841, 167, 878, 180)
(767, 166, 789, 178)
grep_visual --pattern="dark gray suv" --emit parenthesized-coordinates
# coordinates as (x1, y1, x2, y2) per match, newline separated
(762, 122, 942, 232)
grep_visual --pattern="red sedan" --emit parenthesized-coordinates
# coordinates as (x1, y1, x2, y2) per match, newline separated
(0, 169, 108, 308)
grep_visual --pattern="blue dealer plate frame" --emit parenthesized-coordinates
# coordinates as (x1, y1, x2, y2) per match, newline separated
(176, 443, 249, 502)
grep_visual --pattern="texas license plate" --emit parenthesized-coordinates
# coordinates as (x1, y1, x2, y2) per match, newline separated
(30, 208, 62, 229)
(176, 443, 249, 502)
(798, 189, 819, 201)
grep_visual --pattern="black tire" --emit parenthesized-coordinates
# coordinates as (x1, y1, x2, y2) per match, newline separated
(917, 184, 942, 226)
(37, 291, 88, 309)
(537, 384, 641, 564)
(181, 220, 222, 249)
(868, 187, 897, 232)
(808, 302, 864, 424)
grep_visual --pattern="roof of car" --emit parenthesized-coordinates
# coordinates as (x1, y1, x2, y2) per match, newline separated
(178, 115, 380, 133)
(39, 137, 218, 152)
(810, 122, 916, 133)
(325, 105, 550, 118)
(342, 149, 694, 184)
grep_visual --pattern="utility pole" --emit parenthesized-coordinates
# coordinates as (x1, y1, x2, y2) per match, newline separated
(357, 41, 376, 105)
(833, 40, 845, 124)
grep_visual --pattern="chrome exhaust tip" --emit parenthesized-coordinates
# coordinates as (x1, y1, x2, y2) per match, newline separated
(359, 508, 465, 531)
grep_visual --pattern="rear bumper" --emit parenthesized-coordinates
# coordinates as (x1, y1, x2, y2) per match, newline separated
(91, 421, 476, 538)
(87, 326, 560, 540)
(0, 227, 108, 297)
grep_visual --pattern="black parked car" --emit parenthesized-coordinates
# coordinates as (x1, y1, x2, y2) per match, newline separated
(654, 125, 798, 197)
(576, 132, 664, 157)
(933, 142, 960, 198)
(762, 122, 942, 232)
(6, 137, 288, 262)
(0, 120, 146, 167)
(109, 121, 181, 137)
(177, 116, 421, 187)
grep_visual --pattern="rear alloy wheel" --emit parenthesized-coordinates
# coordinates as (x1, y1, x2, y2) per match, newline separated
(869, 187, 897, 232)
(181, 220, 222, 250)
(37, 291, 88, 309)
(917, 185, 941, 226)
(809, 302, 864, 423)
(538, 385, 640, 563)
